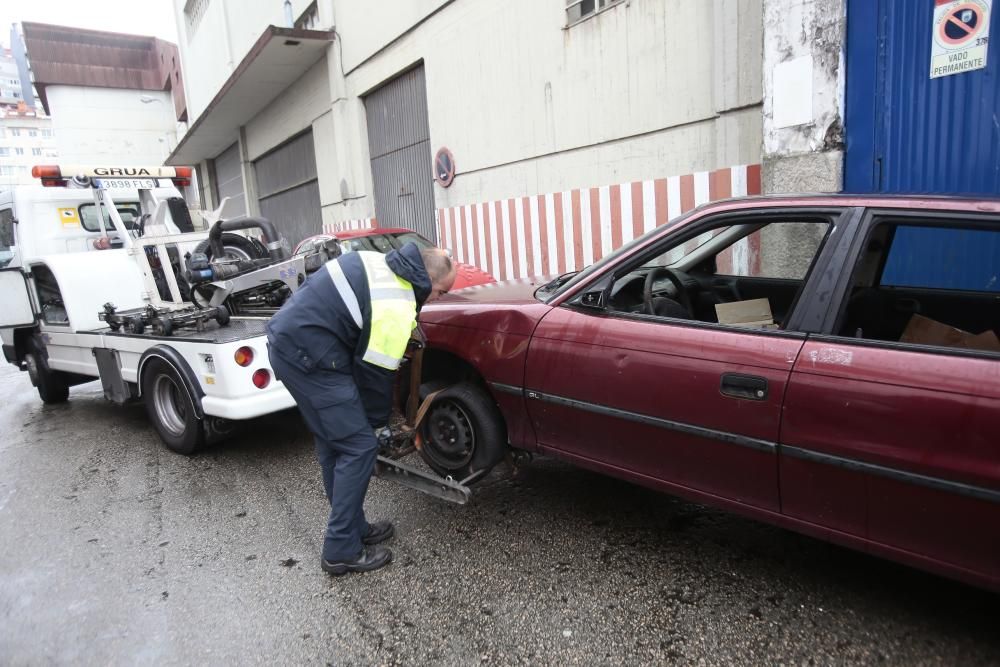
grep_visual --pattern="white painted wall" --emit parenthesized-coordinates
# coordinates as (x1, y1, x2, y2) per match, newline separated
(174, 0, 322, 120)
(46, 87, 178, 165)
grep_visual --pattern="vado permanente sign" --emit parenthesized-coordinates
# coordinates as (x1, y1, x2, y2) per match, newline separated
(931, 0, 992, 79)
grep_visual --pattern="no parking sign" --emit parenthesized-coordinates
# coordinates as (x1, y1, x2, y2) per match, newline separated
(931, 0, 992, 78)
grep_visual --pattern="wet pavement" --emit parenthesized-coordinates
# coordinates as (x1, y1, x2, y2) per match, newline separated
(1, 363, 998, 665)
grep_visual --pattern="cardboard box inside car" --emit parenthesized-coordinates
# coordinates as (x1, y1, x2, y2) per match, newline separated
(900, 314, 1000, 352)
(715, 298, 778, 329)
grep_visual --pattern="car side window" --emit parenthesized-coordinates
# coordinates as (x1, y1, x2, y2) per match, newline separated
(0, 208, 14, 268)
(369, 234, 395, 253)
(600, 218, 831, 330)
(836, 220, 1000, 353)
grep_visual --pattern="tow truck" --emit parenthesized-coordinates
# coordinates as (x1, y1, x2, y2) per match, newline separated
(0, 165, 478, 504)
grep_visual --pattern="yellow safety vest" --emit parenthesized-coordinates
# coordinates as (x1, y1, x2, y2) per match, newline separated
(325, 251, 416, 371)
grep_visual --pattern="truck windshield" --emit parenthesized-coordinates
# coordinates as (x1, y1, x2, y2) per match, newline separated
(79, 203, 140, 233)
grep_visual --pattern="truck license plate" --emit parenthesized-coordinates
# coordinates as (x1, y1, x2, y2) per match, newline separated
(94, 178, 157, 190)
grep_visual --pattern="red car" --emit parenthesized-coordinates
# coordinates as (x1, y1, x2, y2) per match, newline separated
(294, 228, 495, 290)
(408, 195, 1000, 591)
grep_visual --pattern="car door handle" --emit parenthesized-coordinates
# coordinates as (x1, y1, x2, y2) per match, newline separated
(720, 373, 768, 401)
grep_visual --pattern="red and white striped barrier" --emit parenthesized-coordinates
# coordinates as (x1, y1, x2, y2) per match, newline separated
(322, 164, 762, 279)
(436, 164, 761, 281)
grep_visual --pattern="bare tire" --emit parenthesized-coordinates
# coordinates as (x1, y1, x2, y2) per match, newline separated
(418, 381, 508, 484)
(142, 358, 204, 454)
(26, 343, 69, 404)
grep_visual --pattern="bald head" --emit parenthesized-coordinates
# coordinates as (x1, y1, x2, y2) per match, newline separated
(421, 248, 457, 301)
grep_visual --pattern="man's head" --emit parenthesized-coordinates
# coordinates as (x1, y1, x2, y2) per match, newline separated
(420, 248, 457, 302)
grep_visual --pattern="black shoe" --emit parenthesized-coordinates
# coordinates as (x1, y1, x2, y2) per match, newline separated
(362, 520, 395, 545)
(322, 545, 393, 575)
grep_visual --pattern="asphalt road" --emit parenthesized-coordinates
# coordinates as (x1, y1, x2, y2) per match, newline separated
(1, 363, 998, 666)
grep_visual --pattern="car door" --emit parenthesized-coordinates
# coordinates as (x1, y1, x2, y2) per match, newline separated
(523, 208, 847, 513)
(781, 209, 1000, 586)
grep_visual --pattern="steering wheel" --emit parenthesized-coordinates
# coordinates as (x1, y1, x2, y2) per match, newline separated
(643, 267, 695, 318)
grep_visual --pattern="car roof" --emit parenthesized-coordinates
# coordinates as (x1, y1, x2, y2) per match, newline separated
(699, 193, 1000, 214)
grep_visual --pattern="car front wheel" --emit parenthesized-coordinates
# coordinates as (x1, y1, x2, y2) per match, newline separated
(418, 381, 508, 484)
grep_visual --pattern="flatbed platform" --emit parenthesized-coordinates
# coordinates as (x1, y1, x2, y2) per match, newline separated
(86, 317, 270, 344)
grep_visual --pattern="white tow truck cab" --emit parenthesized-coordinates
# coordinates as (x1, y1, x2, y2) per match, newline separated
(0, 165, 341, 453)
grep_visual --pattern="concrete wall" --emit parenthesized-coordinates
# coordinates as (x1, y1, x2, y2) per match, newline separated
(323, 0, 764, 227)
(762, 0, 846, 193)
(45, 87, 177, 165)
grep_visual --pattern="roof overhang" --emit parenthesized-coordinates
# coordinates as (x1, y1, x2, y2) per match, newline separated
(166, 26, 333, 166)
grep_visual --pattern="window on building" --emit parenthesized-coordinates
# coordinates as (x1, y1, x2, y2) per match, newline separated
(566, 0, 623, 24)
(31, 147, 41, 156)
(11, 91, 19, 98)
(41, 129, 52, 138)
(8, 78, 17, 86)
(28, 130, 36, 137)
(10, 128, 20, 137)
(184, 0, 210, 37)
(0, 128, 5, 138)
(0, 147, 8, 156)
(14, 147, 23, 156)
(0, 165, 12, 176)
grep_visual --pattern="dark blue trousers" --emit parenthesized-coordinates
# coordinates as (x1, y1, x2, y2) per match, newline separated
(268, 346, 377, 562)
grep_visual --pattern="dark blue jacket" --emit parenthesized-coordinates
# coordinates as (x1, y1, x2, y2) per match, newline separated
(267, 242, 431, 428)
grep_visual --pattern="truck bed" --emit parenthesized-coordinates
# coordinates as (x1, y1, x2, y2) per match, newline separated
(92, 317, 270, 344)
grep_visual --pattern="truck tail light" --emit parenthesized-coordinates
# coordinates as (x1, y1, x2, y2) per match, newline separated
(252, 369, 271, 389)
(234, 346, 254, 367)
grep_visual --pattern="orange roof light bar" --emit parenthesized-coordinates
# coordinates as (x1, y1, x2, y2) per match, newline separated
(31, 165, 61, 179)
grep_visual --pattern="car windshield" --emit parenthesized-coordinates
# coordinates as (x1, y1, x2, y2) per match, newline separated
(535, 211, 692, 302)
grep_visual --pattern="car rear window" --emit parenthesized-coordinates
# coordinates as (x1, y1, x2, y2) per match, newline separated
(880, 225, 1000, 292)
(79, 203, 140, 233)
(392, 232, 435, 250)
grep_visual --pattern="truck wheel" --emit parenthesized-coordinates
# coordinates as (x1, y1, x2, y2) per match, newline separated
(26, 345, 70, 404)
(142, 358, 204, 454)
(418, 381, 508, 484)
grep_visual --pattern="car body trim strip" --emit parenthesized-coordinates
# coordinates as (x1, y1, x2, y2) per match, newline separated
(526, 389, 776, 453)
(489, 382, 523, 396)
(783, 446, 1000, 505)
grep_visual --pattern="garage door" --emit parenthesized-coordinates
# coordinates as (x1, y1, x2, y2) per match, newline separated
(365, 66, 436, 242)
(254, 131, 322, 247)
(212, 142, 246, 218)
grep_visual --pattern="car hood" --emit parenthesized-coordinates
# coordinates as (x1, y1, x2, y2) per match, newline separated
(419, 276, 555, 335)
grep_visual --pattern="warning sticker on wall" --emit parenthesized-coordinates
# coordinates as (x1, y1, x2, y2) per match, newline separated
(931, 0, 992, 79)
(58, 207, 80, 227)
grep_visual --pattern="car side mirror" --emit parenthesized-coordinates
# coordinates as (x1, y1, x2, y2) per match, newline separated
(577, 289, 606, 309)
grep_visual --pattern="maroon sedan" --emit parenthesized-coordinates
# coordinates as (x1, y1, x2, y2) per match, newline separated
(407, 195, 1000, 591)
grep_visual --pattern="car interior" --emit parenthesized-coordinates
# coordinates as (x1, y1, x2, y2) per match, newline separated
(836, 222, 1000, 344)
(605, 220, 831, 329)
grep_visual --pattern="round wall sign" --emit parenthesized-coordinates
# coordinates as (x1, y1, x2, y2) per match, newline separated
(434, 147, 456, 188)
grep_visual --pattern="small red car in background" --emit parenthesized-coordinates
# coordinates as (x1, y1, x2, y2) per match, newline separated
(294, 228, 495, 290)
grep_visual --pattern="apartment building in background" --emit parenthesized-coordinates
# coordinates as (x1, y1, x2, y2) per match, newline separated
(20, 22, 187, 166)
(0, 103, 57, 187)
